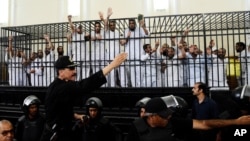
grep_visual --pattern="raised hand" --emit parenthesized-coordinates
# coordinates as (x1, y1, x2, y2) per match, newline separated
(98, 11, 104, 20)
(68, 15, 72, 21)
(107, 7, 113, 18)
(44, 34, 50, 41)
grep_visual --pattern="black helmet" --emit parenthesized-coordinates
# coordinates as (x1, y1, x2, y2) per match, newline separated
(22, 95, 41, 114)
(135, 97, 151, 108)
(173, 96, 189, 117)
(231, 84, 250, 111)
(161, 95, 189, 117)
(85, 97, 103, 117)
(85, 97, 103, 108)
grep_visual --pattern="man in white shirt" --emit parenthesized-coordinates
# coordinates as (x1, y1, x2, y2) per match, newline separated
(120, 18, 150, 87)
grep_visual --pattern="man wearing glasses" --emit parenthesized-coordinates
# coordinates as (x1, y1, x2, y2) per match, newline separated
(40, 53, 127, 141)
(0, 119, 15, 141)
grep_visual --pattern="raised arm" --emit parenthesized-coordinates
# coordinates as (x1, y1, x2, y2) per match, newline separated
(105, 7, 113, 31)
(68, 15, 75, 32)
(99, 7, 113, 31)
(98, 11, 108, 32)
(120, 31, 131, 45)
(102, 52, 127, 76)
(170, 36, 177, 47)
(193, 115, 250, 130)
(139, 19, 149, 35)
(177, 43, 186, 59)
(44, 34, 55, 51)
(8, 36, 14, 58)
(151, 40, 160, 53)
(179, 28, 189, 44)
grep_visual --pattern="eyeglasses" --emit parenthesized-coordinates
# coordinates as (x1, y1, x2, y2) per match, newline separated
(0, 129, 14, 136)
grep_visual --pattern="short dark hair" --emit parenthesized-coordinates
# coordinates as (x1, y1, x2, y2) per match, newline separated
(143, 44, 150, 50)
(236, 42, 246, 50)
(95, 21, 101, 26)
(109, 20, 116, 25)
(196, 82, 207, 92)
(129, 18, 135, 22)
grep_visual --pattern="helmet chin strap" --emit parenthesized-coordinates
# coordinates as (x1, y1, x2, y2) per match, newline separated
(240, 84, 247, 99)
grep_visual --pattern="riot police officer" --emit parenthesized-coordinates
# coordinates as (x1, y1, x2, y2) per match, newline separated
(15, 95, 45, 141)
(74, 97, 122, 141)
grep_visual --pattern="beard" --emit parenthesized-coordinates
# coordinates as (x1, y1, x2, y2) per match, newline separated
(58, 51, 64, 56)
(129, 27, 135, 31)
(162, 51, 168, 56)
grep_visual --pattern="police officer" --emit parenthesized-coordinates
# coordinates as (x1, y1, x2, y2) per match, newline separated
(126, 95, 250, 141)
(73, 97, 122, 141)
(0, 119, 15, 141)
(135, 97, 151, 117)
(216, 85, 250, 141)
(15, 95, 45, 141)
(39, 53, 127, 141)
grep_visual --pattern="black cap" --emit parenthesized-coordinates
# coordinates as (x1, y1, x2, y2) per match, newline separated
(55, 56, 78, 69)
(145, 97, 173, 118)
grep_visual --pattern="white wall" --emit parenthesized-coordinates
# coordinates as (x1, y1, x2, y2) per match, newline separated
(10, 0, 66, 26)
(8, 0, 250, 26)
(177, 0, 249, 14)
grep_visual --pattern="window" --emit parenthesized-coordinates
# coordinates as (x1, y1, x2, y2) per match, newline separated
(153, 0, 169, 11)
(67, 0, 80, 16)
(0, 0, 9, 23)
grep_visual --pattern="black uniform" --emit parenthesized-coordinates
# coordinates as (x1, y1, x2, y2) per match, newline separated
(40, 70, 107, 141)
(15, 113, 45, 141)
(73, 116, 121, 141)
(126, 117, 193, 141)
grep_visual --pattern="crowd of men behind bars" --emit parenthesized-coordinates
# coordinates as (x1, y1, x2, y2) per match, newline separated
(4, 10, 250, 88)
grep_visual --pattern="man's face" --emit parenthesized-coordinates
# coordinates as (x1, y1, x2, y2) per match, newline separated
(188, 45, 195, 53)
(140, 108, 146, 118)
(206, 47, 212, 55)
(109, 22, 116, 31)
(0, 123, 14, 141)
(37, 50, 43, 58)
(192, 83, 201, 96)
(129, 21, 136, 31)
(88, 107, 98, 119)
(59, 67, 77, 81)
(29, 52, 37, 61)
(77, 26, 83, 34)
(193, 46, 199, 55)
(28, 104, 38, 118)
(160, 45, 168, 56)
(57, 47, 64, 55)
(183, 42, 188, 51)
(17, 50, 22, 57)
(236, 43, 243, 53)
(95, 23, 101, 33)
(148, 114, 168, 127)
(144, 45, 152, 53)
(217, 49, 226, 59)
(45, 46, 50, 55)
(167, 48, 175, 58)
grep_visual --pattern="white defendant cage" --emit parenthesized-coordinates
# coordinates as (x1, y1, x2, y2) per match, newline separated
(0, 11, 250, 89)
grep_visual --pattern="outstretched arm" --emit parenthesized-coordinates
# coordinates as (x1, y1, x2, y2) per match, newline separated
(139, 19, 149, 35)
(8, 36, 13, 58)
(179, 28, 189, 44)
(68, 15, 75, 32)
(102, 52, 127, 76)
(105, 7, 113, 31)
(44, 34, 55, 50)
(193, 115, 250, 130)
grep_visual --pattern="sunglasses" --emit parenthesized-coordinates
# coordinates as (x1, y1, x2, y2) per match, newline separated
(66, 67, 75, 70)
(0, 129, 14, 136)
